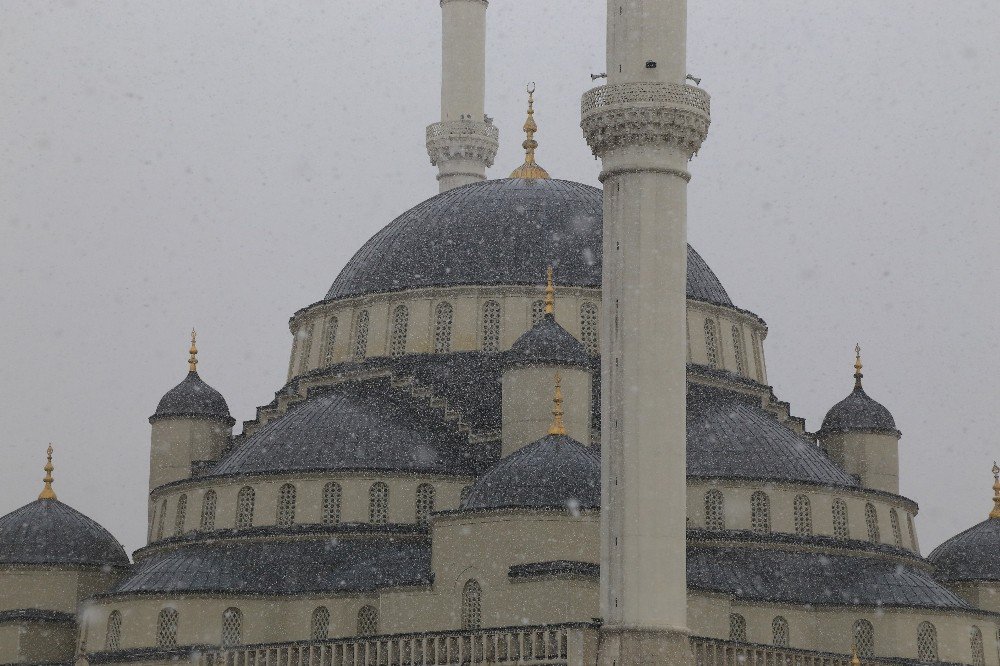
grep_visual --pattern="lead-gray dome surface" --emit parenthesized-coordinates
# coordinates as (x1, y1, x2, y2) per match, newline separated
(928, 518, 1000, 582)
(0, 499, 129, 567)
(325, 178, 734, 307)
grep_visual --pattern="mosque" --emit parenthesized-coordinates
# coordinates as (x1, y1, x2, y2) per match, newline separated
(1, 2, 998, 665)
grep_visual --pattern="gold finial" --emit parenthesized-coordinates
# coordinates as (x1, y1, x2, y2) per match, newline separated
(853, 343, 863, 390)
(38, 445, 57, 501)
(188, 328, 198, 373)
(990, 461, 1000, 519)
(544, 266, 555, 316)
(851, 644, 861, 666)
(549, 372, 567, 436)
(509, 83, 550, 180)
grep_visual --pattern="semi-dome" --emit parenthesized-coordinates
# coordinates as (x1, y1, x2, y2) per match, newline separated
(325, 178, 734, 307)
(509, 313, 588, 366)
(462, 433, 600, 511)
(929, 518, 1000, 582)
(152, 371, 233, 424)
(0, 499, 129, 567)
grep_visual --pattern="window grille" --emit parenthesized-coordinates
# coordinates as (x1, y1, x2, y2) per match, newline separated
(311, 607, 330, 641)
(580, 302, 599, 354)
(173, 495, 187, 537)
(854, 619, 875, 658)
(971, 626, 985, 666)
(357, 606, 379, 636)
(530, 300, 546, 325)
(750, 491, 771, 534)
(729, 613, 747, 642)
(751, 330, 764, 382)
(323, 316, 339, 365)
(865, 503, 880, 543)
(156, 499, 166, 540)
(704, 318, 720, 368)
(461, 580, 482, 630)
(704, 489, 725, 531)
(481, 301, 502, 352)
(297, 325, 313, 374)
(276, 483, 296, 526)
(369, 482, 389, 525)
(415, 483, 435, 526)
(156, 608, 179, 649)
(235, 486, 255, 529)
(890, 509, 903, 547)
(793, 494, 812, 536)
(354, 310, 369, 360)
(772, 616, 789, 647)
(732, 325, 746, 375)
(390, 305, 409, 357)
(322, 482, 342, 525)
(221, 608, 242, 648)
(917, 621, 938, 662)
(833, 498, 850, 538)
(105, 610, 122, 651)
(200, 490, 217, 531)
(434, 302, 453, 353)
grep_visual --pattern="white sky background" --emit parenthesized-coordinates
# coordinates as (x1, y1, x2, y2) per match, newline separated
(1, 0, 998, 555)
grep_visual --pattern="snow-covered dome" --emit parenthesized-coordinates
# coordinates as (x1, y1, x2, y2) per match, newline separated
(0, 498, 128, 568)
(152, 371, 233, 424)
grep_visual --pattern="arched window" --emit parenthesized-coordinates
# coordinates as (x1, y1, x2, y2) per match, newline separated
(461, 580, 482, 630)
(105, 610, 122, 651)
(580, 302, 599, 354)
(907, 514, 918, 550)
(971, 626, 985, 666)
(793, 494, 813, 536)
(751, 330, 764, 383)
(200, 490, 217, 531)
(297, 326, 313, 374)
(156, 608, 179, 649)
(357, 606, 378, 637)
(323, 316, 339, 365)
(729, 613, 747, 642)
(865, 503, 880, 543)
(772, 616, 789, 647)
(704, 318, 720, 368)
(832, 498, 850, 538)
(369, 482, 389, 525)
(390, 305, 409, 357)
(732, 325, 746, 376)
(434, 302, 453, 353)
(322, 482, 342, 526)
(853, 619, 875, 658)
(174, 495, 187, 536)
(481, 301, 501, 352)
(530, 300, 546, 325)
(156, 499, 166, 540)
(704, 489, 725, 531)
(917, 621, 938, 662)
(235, 486, 255, 529)
(276, 484, 296, 526)
(310, 607, 330, 641)
(220, 607, 242, 648)
(890, 509, 903, 547)
(353, 309, 369, 360)
(415, 483, 435, 526)
(750, 491, 771, 534)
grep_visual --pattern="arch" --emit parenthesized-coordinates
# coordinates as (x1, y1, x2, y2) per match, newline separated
(890, 508, 903, 547)
(174, 494, 187, 537)
(200, 490, 217, 531)
(156, 499, 166, 540)
(731, 325, 746, 376)
(461, 579, 482, 630)
(434, 302, 454, 353)
(276, 483, 297, 526)
(865, 503, 880, 543)
(357, 606, 379, 637)
(369, 482, 389, 525)
(704, 318, 720, 368)
(907, 513, 918, 550)
(530, 299, 546, 325)
(104, 610, 122, 651)
(853, 619, 875, 658)
(415, 483, 436, 526)
(793, 494, 812, 536)
(310, 607, 330, 641)
(751, 330, 764, 382)
(322, 482, 342, 526)
(323, 315, 339, 365)
(971, 626, 985, 666)
(704, 489, 725, 531)
(297, 326, 313, 374)
(390, 305, 409, 357)
(917, 621, 938, 661)
(771, 616, 789, 647)
(750, 491, 771, 534)
(156, 608, 179, 649)
(832, 498, 850, 538)
(220, 607, 242, 648)
(728, 613, 747, 642)
(481, 300, 502, 352)
(354, 309, 370, 360)
(235, 486, 255, 529)
(580, 302, 599, 354)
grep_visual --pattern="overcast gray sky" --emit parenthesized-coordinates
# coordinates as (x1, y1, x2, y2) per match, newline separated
(1, 1, 998, 554)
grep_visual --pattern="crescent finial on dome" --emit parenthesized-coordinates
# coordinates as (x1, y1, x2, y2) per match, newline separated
(189, 328, 198, 373)
(510, 83, 550, 180)
(548, 372, 567, 436)
(38, 444, 57, 501)
(990, 461, 1000, 519)
(545, 266, 555, 316)
(853, 343, 863, 390)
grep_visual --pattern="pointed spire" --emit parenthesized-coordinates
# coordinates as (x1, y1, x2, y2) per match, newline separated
(549, 372, 567, 436)
(188, 328, 199, 373)
(509, 83, 550, 179)
(38, 445, 57, 501)
(990, 462, 1000, 519)
(544, 266, 555, 316)
(853, 343, 863, 390)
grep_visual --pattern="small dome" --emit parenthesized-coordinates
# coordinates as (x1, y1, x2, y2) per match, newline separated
(929, 519, 1000, 582)
(151, 371, 233, 424)
(820, 386, 898, 435)
(0, 499, 129, 567)
(509, 314, 588, 366)
(462, 434, 600, 511)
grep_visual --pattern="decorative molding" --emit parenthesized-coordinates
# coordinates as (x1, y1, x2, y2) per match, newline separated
(425, 120, 499, 169)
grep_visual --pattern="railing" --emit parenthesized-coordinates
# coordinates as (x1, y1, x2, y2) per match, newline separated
(690, 636, 964, 666)
(580, 81, 711, 117)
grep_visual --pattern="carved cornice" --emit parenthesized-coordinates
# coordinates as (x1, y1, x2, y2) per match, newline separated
(426, 120, 499, 169)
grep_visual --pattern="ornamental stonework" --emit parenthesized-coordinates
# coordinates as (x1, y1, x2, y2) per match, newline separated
(425, 119, 499, 168)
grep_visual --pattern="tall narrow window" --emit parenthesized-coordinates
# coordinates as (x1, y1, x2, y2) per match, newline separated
(369, 482, 389, 525)
(971, 626, 985, 666)
(415, 483, 435, 526)
(156, 499, 167, 540)
(530, 300, 546, 325)
(174, 495, 187, 537)
(220, 608, 242, 648)
(793, 495, 813, 536)
(156, 608, 179, 649)
(732, 325, 746, 376)
(729, 613, 747, 642)
(481, 301, 501, 352)
(323, 315, 339, 365)
(434, 302, 453, 353)
(853, 620, 875, 658)
(704, 318, 720, 368)
(704, 489, 725, 531)
(907, 514, 919, 551)
(200, 490, 217, 531)
(276, 484, 296, 526)
(105, 610, 122, 651)
(461, 580, 482, 630)
(322, 482, 342, 526)
(311, 607, 330, 640)
(751, 491, 771, 534)
(917, 621, 938, 662)
(354, 309, 369, 360)
(890, 509, 903, 547)
(751, 330, 764, 383)
(297, 325, 313, 374)
(357, 606, 378, 636)
(832, 498, 850, 538)
(580, 302, 600, 354)
(865, 503, 880, 543)
(390, 305, 409, 357)
(772, 616, 789, 647)
(235, 486, 255, 529)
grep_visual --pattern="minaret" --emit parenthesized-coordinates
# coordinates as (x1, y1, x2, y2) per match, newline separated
(425, 0, 498, 192)
(581, 1, 711, 662)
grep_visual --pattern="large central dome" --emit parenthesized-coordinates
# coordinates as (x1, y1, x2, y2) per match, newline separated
(326, 178, 734, 306)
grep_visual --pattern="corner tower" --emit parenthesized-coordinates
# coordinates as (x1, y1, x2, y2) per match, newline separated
(581, 1, 710, 662)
